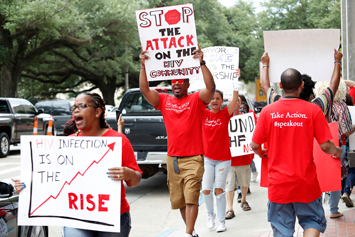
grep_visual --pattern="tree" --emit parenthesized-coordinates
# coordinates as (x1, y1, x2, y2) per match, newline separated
(20, 0, 142, 105)
(0, 0, 91, 97)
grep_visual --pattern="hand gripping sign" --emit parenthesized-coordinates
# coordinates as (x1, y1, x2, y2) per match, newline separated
(18, 136, 122, 232)
(136, 4, 200, 81)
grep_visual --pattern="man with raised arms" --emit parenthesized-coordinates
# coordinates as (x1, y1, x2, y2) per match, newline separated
(139, 45, 215, 237)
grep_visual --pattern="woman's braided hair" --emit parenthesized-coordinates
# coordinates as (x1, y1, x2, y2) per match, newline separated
(81, 92, 110, 128)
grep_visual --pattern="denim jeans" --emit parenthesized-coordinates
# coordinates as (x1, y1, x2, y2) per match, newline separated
(201, 157, 231, 222)
(62, 212, 131, 237)
(250, 160, 257, 173)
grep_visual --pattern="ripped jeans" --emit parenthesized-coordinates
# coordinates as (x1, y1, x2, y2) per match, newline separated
(201, 157, 231, 222)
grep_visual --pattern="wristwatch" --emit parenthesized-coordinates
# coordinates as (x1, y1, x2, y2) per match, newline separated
(200, 60, 206, 66)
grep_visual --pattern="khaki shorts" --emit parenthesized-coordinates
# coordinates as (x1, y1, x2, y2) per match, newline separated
(166, 155, 204, 209)
(225, 165, 251, 192)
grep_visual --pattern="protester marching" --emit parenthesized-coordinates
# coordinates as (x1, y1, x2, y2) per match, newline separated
(8, 2, 355, 237)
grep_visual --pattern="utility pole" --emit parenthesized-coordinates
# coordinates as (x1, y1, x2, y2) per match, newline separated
(341, 0, 355, 81)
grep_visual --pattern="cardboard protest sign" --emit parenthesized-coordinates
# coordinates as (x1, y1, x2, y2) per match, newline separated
(263, 29, 340, 83)
(229, 113, 255, 157)
(313, 122, 341, 192)
(260, 122, 341, 191)
(18, 136, 122, 232)
(347, 106, 355, 150)
(189, 46, 239, 91)
(136, 4, 200, 81)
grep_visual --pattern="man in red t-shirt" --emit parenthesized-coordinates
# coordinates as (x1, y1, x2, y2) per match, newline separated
(251, 68, 342, 237)
(139, 46, 215, 237)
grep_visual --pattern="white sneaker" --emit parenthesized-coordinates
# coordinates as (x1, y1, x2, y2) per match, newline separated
(207, 213, 216, 229)
(216, 221, 226, 233)
(251, 171, 258, 182)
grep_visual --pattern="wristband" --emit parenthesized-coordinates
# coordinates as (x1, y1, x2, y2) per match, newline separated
(334, 61, 341, 65)
(200, 60, 206, 66)
(262, 65, 269, 68)
(140, 66, 145, 69)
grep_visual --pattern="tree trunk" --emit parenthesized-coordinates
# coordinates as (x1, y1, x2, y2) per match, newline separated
(99, 79, 117, 106)
(1, 63, 20, 97)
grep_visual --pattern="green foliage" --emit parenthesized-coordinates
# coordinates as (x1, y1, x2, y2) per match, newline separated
(11, 0, 342, 102)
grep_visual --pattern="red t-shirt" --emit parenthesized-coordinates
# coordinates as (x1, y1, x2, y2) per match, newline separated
(74, 129, 142, 214)
(252, 99, 332, 203)
(349, 87, 355, 103)
(202, 107, 232, 161)
(155, 92, 207, 156)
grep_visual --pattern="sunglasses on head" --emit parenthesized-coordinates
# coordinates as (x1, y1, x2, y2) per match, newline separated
(171, 79, 185, 84)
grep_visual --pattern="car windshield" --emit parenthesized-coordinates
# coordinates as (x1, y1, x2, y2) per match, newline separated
(123, 90, 173, 114)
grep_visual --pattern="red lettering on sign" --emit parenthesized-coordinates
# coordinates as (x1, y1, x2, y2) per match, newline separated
(98, 194, 110, 212)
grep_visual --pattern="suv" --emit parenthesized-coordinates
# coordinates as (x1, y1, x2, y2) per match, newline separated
(35, 99, 74, 135)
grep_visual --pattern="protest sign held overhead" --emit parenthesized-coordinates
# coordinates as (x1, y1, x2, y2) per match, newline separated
(190, 46, 239, 91)
(18, 136, 122, 232)
(263, 29, 340, 83)
(136, 4, 200, 81)
(229, 112, 255, 157)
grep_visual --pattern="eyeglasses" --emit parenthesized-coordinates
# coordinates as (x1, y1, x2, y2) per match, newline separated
(171, 79, 185, 84)
(70, 103, 96, 112)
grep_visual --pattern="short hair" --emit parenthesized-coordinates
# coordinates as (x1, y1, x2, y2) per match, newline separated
(280, 68, 302, 93)
(215, 89, 223, 100)
(299, 74, 315, 101)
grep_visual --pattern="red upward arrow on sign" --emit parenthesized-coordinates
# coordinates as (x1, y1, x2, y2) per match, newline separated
(30, 142, 116, 216)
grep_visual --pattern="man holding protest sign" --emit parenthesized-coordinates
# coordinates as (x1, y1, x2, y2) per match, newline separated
(139, 44, 214, 237)
(251, 68, 342, 237)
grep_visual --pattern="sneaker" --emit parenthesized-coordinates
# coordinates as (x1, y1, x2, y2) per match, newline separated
(237, 193, 242, 203)
(342, 193, 354, 207)
(251, 171, 258, 182)
(207, 213, 216, 229)
(216, 221, 226, 233)
(192, 231, 199, 237)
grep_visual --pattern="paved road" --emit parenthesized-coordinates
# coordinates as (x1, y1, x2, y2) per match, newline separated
(2, 145, 354, 236)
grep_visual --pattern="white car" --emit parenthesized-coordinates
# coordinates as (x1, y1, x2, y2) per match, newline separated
(105, 106, 119, 118)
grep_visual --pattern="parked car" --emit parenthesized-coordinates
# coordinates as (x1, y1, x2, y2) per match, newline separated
(105, 106, 119, 119)
(0, 181, 48, 237)
(106, 88, 172, 179)
(105, 105, 114, 113)
(35, 99, 74, 135)
(0, 98, 50, 157)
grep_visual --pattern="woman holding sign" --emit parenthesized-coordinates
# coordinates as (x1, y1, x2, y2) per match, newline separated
(201, 69, 240, 233)
(13, 92, 142, 237)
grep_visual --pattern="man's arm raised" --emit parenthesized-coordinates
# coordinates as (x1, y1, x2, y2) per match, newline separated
(329, 49, 343, 96)
(193, 45, 215, 104)
(260, 52, 271, 97)
(139, 46, 160, 107)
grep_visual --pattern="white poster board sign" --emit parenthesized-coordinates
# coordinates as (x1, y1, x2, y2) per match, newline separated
(263, 29, 340, 83)
(348, 106, 355, 150)
(136, 4, 200, 81)
(229, 113, 255, 157)
(189, 46, 239, 91)
(18, 136, 122, 232)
